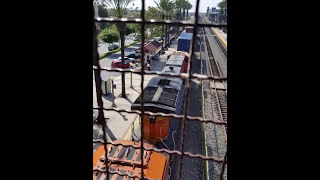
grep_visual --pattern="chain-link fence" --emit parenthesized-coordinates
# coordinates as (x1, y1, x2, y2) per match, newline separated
(93, 0, 227, 179)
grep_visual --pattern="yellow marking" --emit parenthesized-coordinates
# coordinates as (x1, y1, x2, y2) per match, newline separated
(123, 115, 140, 140)
(211, 28, 227, 47)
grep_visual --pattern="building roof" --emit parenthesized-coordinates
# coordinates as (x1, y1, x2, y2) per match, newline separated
(144, 42, 158, 53)
(151, 40, 161, 49)
(168, 29, 177, 34)
(136, 40, 161, 53)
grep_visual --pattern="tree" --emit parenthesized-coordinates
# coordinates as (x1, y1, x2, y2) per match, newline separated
(145, 6, 162, 40)
(154, 0, 175, 48)
(218, 0, 227, 23)
(185, 1, 192, 20)
(103, 0, 134, 98)
(97, 4, 112, 30)
(98, 26, 120, 44)
(175, 0, 184, 20)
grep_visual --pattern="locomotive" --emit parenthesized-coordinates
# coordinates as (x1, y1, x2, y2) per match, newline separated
(93, 140, 170, 180)
(131, 52, 188, 143)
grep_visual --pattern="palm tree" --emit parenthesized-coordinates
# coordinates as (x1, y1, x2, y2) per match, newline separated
(185, 1, 192, 21)
(154, 0, 175, 48)
(103, 0, 134, 98)
(175, 0, 185, 20)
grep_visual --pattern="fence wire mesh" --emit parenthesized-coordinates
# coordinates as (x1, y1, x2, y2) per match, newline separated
(93, 0, 227, 179)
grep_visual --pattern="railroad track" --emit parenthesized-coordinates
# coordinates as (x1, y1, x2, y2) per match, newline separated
(201, 16, 227, 58)
(200, 16, 228, 136)
(198, 21, 227, 179)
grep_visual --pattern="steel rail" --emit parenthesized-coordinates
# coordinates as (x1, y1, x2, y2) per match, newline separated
(203, 27, 228, 144)
(92, 107, 227, 125)
(93, 2, 109, 180)
(139, 0, 146, 178)
(201, 16, 227, 57)
(93, 169, 159, 180)
(94, 17, 227, 28)
(93, 66, 227, 81)
(92, 140, 224, 162)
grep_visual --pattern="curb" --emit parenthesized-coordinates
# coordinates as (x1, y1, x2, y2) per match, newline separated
(122, 114, 140, 140)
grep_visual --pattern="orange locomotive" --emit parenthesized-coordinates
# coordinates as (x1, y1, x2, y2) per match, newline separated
(166, 51, 190, 73)
(93, 140, 170, 180)
(131, 63, 185, 143)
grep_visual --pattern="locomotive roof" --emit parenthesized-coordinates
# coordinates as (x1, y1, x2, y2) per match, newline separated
(166, 54, 185, 67)
(131, 76, 183, 113)
(93, 140, 169, 180)
(162, 66, 182, 75)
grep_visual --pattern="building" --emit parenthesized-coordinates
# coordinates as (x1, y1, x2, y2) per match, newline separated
(208, 7, 218, 22)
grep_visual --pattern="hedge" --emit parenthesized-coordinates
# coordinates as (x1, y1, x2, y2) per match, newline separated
(99, 41, 139, 59)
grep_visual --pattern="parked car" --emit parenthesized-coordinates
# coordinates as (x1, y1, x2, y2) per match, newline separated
(125, 52, 138, 59)
(108, 44, 119, 51)
(117, 57, 136, 64)
(111, 60, 130, 68)
(135, 50, 141, 58)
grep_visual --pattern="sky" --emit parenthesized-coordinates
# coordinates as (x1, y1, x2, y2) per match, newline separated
(127, 0, 220, 13)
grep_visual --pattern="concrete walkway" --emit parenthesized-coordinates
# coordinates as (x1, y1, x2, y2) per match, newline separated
(213, 27, 227, 43)
(93, 72, 156, 143)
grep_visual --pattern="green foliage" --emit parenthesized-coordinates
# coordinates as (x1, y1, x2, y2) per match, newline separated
(98, 5, 108, 17)
(150, 26, 163, 38)
(146, 6, 161, 20)
(125, 24, 136, 35)
(103, 0, 135, 18)
(154, 0, 175, 19)
(98, 25, 120, 44)
(218, 0, 227, 9)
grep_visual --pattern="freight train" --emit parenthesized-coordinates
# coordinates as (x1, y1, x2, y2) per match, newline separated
(177, 32, 193, 53)
(93, 52, 189, 179)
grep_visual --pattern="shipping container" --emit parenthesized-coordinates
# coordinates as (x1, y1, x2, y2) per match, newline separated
(185, 26, 194, 33)
(177, 32, 193, 53)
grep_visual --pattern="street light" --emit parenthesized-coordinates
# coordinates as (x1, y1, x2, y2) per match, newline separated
(110, 76, 116, 107)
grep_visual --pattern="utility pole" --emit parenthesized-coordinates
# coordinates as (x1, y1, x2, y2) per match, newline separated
(110, 76, 116, 107)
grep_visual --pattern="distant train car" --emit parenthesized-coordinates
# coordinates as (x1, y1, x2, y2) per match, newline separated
(93, 140, 170, 180)
(177, 32, 193, 53)
(185, 26, 194, 33)
(131, 76, 184, 143)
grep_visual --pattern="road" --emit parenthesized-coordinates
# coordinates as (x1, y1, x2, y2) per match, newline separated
(97, 34, 135, 55)
(99, 40, 141, 79)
